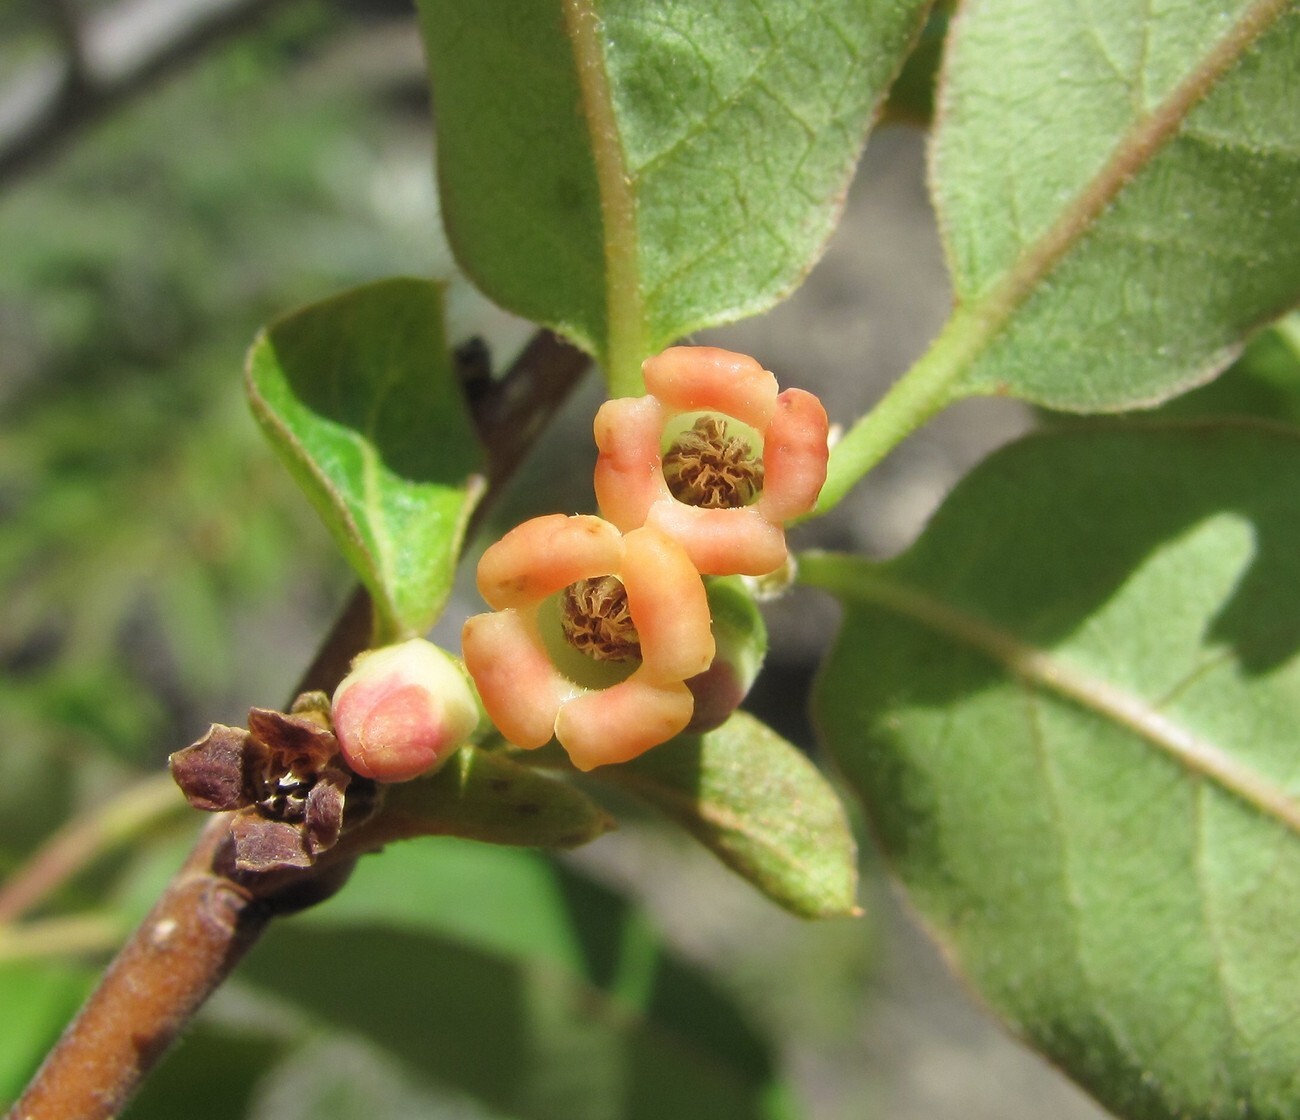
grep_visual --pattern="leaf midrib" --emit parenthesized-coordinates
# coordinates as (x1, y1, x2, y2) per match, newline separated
(817, 0, 1290, 513)
(803, 553, 1300, 837)
(563, 0, 645, 395)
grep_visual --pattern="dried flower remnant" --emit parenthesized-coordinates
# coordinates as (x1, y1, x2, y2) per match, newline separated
(169, 694, 374, 872)
(462, 514, 715, 771)
(594, 346, 829, 576)
(332, 638, 480, 782)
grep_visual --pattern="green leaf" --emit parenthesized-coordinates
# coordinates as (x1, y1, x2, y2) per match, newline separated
(1137, 311, 1300, 426)
(417, 0, 932, 394)
(376, 745, 615, 851)
(819, 0, 1300, 512)
(935, 0, 1300, 409)
(807, 423, 1300, 1119)
(246, 278, 486, 640)
(240, 841, 796, 1120)
(598, 713, 858, 919)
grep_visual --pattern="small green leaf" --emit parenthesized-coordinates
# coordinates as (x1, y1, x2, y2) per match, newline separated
(246, 279, 486, 640)
(934, 0, 1300, 409)
(599, 712, 859, 919)
(417, 0, 932, 393)
(241, 841, 795, 1120)
(376, 745, 615, 851)
(808, 423, 1300, 1120)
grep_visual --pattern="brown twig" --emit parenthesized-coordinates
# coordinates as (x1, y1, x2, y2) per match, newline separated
(7, 330, 589, 1120)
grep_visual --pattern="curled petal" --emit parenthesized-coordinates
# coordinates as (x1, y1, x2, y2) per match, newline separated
(645, 502, 788, 577)
(462, 609, 571, 748)
(643, 346, 779, 430)
(593, 396, 670, 531)
(169, 725, 261, 812)
(555, 677, 695, 770)
(621, 527, 714, 683)
(478, 514, 625, 609)
(757, 388, 830, 523)
(230, 813, 312, 872)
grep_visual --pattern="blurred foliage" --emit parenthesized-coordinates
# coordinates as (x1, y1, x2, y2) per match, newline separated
(0, 3, 445, 822)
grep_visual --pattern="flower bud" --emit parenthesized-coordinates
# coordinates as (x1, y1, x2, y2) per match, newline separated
(685, 577, 768, 733)
(331, 638, 479, 782)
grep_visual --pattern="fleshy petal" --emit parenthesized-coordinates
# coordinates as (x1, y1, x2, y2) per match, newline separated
(462, 609, 571, 748)
(621, 527, 714, 683)
(593, 396, 670, 531)
(477, 514, 625, 609)
(554, 677, 694, 770)
(643, 346, 778, 430)
(645, 502, 788, 576)
(757, 388, 830, 522)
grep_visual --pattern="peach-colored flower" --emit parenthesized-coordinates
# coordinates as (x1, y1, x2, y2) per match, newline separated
(593, 346, 829, 576)
(461, 514, 715, 771)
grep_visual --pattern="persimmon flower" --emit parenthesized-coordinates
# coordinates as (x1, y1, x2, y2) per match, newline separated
(594, 346, 829, 576)
(461, 514, 715, 771)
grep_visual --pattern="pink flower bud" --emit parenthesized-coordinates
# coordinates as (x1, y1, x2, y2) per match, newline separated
(331, 639, 479, 782)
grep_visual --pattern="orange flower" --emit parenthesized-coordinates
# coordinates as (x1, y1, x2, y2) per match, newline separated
(461, 515, 715, 770)
(594, 346, 829, 576)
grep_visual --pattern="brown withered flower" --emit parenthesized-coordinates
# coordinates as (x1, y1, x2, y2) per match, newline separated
(169, 692, 377, 873)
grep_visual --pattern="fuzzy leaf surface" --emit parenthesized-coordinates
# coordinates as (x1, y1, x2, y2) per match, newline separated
(809, 423, 1300, 1119)
(246, 279, 485, 639)
(933, 0, 1300, 410)
(417, 0, 931, 392)
(602, 712, 858, 919)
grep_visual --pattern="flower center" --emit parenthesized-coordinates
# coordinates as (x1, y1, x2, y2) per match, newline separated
(662, 416, 764, 508)
(560, 576, 642, 662)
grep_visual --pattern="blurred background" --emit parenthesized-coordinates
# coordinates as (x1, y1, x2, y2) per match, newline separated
(0, 2, 1108, 1117)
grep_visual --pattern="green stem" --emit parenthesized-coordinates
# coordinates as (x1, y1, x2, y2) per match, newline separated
(814, 303, 986, 516)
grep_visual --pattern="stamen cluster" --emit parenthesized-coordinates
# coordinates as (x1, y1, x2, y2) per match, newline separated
(463, 346, 829, 769)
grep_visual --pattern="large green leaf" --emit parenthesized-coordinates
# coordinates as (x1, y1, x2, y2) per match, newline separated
(240, 841, 796, 1120)
(819, 1, 1300, 513)
(417, 0, 932, 393)
(1136, 311, 1300, 426)
(935, 0, 1299, 410)
(807, 423, 1300, 1119)
(598, 713, 859, 919)
(246, 279, 486, 640)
